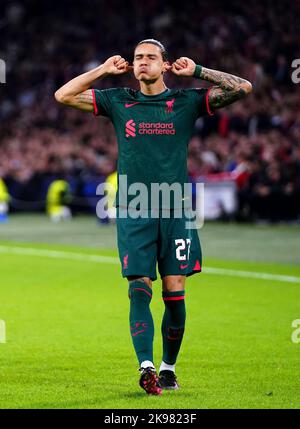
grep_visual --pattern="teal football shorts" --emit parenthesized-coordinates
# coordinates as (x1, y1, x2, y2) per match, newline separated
(116, 207, 202, 281)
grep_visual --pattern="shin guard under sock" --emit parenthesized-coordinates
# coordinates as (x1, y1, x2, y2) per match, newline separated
(161, 290, 186, 365)
(128, 281, 154, 365)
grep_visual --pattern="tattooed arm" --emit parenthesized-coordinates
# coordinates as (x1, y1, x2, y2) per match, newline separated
(171, 57, 252, 110)
(54, 55, 131, 112)
(200, 67, 252, 110)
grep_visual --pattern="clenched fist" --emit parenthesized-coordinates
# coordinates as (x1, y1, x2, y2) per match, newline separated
(170, 57, 196, 77)
(102, 55, 133, 75)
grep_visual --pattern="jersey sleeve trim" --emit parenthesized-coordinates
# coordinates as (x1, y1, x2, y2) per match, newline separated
(206, 87, 215, 116)
(91, 89, 98, 116)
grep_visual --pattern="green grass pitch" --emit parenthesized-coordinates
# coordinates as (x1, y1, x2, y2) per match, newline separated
(0, 215, 300, 408)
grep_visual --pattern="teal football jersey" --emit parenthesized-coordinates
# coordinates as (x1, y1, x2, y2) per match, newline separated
(92, 87, 212, 208)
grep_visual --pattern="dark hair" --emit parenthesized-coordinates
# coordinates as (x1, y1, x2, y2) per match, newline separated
(135, 39, 168, 61)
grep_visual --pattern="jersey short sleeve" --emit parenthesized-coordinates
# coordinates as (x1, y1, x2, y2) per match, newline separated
(188, 87, 214, 118)
(91, 88, 119, 117)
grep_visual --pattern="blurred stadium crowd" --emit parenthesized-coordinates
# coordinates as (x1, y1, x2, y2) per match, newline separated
(0, 0, 300, 221)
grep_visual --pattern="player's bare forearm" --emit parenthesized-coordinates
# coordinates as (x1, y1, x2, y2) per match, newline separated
(200, 67, 252, 109)
(171, 58, 252, 110)
(54, 64, 108, 111)
(54, 55, 130, 111)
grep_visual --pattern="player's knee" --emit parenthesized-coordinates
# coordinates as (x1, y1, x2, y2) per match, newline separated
(162, 275, 185, 292)
(127, 276, 152, 288)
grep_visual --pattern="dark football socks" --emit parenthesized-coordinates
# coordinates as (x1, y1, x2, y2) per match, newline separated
(128, 281, 154, 365)
(161, 290, 186, 365)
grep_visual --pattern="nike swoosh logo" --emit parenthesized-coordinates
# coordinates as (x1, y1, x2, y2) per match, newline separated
(180, 264, 189, 269)
(125, 102, 140, 108)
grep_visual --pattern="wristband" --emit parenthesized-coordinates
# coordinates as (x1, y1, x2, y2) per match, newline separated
(193, 64, 203, 78)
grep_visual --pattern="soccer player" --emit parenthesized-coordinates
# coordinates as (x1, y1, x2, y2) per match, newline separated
(0, 177, 10, 223)
(55, 39, 252, 395)
(46, 179, 72, 222)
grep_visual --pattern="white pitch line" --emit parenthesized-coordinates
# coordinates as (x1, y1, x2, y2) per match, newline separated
(0, 245, 119, 264)
(0, 245, 300, 284)
(204, 267, 300, 283)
